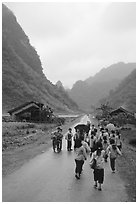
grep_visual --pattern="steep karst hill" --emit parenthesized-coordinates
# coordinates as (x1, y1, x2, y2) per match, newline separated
(2, 4, 78, 113)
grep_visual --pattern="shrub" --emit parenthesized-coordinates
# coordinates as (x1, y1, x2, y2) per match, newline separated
(26, 124, 35, 129)
(32, 130, 36, 133)
(16, 123, 35, 129)
(53, 117, 65, 125)
(129, 139, 136, 146)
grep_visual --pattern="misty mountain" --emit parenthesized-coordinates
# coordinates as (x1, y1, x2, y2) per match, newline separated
(68, 62, 135, 111)
(2, 4, 78, 113)
(101, 69, 136, 112)
(56, 80, 64, 90)
(85, 62, 135, 85)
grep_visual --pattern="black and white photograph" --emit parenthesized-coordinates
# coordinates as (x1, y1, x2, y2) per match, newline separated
(2, 1, 136, 202)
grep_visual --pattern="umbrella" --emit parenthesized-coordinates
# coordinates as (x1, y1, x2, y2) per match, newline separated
(106, 123, 115, 131)
(74, 124, 89, 133)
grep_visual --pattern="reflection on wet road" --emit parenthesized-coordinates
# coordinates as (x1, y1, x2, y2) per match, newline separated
(2, 115, 128, 202)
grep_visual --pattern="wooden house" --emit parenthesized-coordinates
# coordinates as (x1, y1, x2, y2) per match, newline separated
(110, 106, 134, 117)
(8, 101, 44, 122)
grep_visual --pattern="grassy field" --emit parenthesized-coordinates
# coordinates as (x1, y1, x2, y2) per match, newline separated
(116, 128, 136, 202)
(2, 116, 81, 176)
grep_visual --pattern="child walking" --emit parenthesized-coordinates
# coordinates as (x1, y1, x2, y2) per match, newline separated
(90, 148, 105, 191)
(74, 139, 87, 179)
(90, 133, 96, 157)
(73, 129, 80, 150)
(102, 135, 109, 162)
(65, 128, 73, 151)
(115, 131, 122, 151)
(107, 139, 122, 173)
(51, 127, 63, 153)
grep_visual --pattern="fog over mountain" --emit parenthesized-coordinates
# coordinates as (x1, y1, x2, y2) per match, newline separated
(68, 62, 135, 111)
(2, 3, 136, 115)
(101, 69, 136, 112)
(2, 4, 78, 113)
(4, 2, 136, 88)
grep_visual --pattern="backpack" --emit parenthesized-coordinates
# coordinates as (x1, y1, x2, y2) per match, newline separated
(68, 133, 72, 140)
(91, 130, 96, 136)
(112, 144, 117, 150)
(90, 158, 97, 169)
(56, 132, 62, 141)
(103, 135, 107, 141)
(110, 145, 117, 159)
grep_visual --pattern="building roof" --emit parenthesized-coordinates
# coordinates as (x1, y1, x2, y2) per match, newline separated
(8, 101, 44, 115)
(110, 106, 134, 116)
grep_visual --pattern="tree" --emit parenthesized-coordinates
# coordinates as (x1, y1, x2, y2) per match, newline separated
(109, 112, 136, 126)
(96, 102, 113, 119)
(40, 105, 54, 122)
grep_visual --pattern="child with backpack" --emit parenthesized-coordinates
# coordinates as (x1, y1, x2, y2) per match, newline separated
(90, 133, 96, 157)
(65, 128, 73, 151)
(74, 139, 87, 179)
(73, 129, 80, 150)
(102, 135, 109, 162)
(115, 131, 122, 151)
(90, 147, 105, 191)
(51, 127, 63, 152)
(107, 139, 122, 173)
(51, 131, 57, 152)
(56, 127, 63, 152)
(109, 130, 116, 144)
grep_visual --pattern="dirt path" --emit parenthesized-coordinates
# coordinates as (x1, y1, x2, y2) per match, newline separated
(2, 115, 128, 202)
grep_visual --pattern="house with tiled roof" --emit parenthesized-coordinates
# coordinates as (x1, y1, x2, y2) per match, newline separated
(8, 101, 44, 122)
(110, 106, 135, 117)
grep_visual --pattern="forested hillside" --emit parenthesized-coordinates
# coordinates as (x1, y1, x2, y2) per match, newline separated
(102, 69, 136, 112)
(2, 4, 78, 113)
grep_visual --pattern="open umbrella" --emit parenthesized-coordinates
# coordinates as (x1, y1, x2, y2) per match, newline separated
(106, 123, 115, 131)
(74, 124, 90, 134)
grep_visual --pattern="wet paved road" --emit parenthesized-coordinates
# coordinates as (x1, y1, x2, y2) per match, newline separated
(2, 115, 128, 202)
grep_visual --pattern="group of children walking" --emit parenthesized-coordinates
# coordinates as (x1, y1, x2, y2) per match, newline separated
(51, 127, 63, 153)
(74, 122, 122, 191)
(51, 121, 122, 191)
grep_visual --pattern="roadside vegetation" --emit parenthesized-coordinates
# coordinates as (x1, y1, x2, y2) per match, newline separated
(117, 128, 136, 202)
(2, 116, 81, 176)
(94, 102, 136, 202)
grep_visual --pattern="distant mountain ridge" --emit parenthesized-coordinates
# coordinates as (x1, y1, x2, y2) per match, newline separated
(68, 62, 135, 111)
(85, 62, 135, 85)
(2, 4, 78, 113)
(101, 69, 136, 112)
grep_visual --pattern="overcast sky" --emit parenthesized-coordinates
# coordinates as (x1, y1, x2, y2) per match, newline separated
(4, 2, 136, 88)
